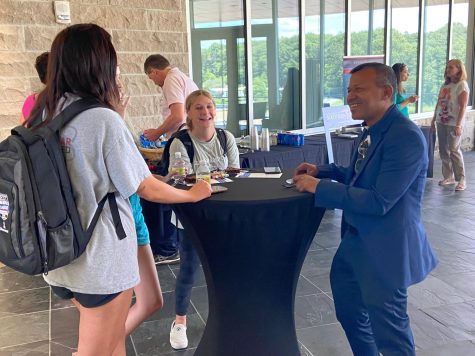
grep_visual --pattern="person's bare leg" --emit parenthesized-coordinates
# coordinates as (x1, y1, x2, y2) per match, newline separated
(73, 288, 133, 356)
(125, 245, 163, 335)
(175, 314, 187, 326)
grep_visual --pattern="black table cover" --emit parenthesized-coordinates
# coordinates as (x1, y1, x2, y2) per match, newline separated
(172, 174, 325, 356)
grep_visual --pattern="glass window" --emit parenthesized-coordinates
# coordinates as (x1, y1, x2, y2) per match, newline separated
(350, 0, 385, 56)
(305, 1, 345, 129)
(421, 0, 450, 113)
(190, 0, 246, 137)
(322, 2, 345, 108)
(189, 0, 474, 133)
(232, 0, 301, 132)
(390, 0, 420, 115)
(452, 1, 469, 64)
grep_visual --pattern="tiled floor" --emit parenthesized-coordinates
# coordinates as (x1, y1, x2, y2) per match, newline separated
(1, 153, 475, 355)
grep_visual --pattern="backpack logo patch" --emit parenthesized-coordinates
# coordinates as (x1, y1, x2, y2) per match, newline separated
(0, 193, 9, 233)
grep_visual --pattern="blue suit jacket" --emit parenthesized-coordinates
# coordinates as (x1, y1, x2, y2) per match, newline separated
(315, 105, 438, 288)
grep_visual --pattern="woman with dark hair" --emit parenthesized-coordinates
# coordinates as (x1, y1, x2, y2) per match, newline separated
(27, 24, 211, 356)
(432, 59, 470, 191)
(20, 51, 49, 123)
(391, 63, 418, 118)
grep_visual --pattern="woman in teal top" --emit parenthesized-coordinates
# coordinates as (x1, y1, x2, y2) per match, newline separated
(392, 63, 419, 118)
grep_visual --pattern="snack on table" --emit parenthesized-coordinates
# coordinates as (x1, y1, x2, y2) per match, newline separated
(211, 170, 226, 179)
(184, 170, 229, 184)
(185, 174, 197, 184)
(225, 167, 241, 174)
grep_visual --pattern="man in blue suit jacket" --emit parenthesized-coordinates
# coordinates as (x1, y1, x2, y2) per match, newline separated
(293, 63, 438, 355)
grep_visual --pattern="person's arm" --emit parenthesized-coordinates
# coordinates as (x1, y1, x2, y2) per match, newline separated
(137, 175, 211, 203)
(313, 129, 426, 216)
(293, 162, 351, 194)
(432, 85, 444, 129)
(454, 89, 469, 137)
(143, 102, 186, 141)
(397, 95, 418, 110)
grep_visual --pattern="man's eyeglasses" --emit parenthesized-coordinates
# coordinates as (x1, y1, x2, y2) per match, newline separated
(354, 135, 370, 174)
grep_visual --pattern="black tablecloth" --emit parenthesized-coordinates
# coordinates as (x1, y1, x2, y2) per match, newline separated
(240, 126, 435, 177)
(240, 133, 356, 169)
(172, 175, 325, 356)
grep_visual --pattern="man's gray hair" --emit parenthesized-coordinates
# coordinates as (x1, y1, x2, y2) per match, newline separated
(144, 54, 170, 73)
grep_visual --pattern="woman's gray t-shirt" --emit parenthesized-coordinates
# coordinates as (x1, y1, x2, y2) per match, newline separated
(44, 96, 150, 294)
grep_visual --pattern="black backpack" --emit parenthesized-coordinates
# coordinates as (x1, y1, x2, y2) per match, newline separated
(0, 98, 125, 275)
(155, 127, 228, 176)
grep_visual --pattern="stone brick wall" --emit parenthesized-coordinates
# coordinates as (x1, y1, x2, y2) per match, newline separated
(0, 0, 189, 141)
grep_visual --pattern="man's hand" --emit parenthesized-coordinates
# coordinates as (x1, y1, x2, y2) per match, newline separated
(293, 162, 318, 178)
(143, 128, 161, 141)
(293, 174, 320, 193)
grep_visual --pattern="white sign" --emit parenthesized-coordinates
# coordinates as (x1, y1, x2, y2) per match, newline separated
(322, 105, 362, 163)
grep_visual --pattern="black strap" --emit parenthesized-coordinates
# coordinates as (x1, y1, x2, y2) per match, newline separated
(48, 97, 104, 132)
(12, 97, 104, 145)
(176, 122, 187, 132)
(107, 193, 127, 240)
(86, 192, 126, 240)
(216, 128, 228, 156)
(173, 130, 195, 164)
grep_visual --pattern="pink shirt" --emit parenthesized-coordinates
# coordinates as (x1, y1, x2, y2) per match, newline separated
(21, 94, 36, 123)
(161, 68, 198, 136)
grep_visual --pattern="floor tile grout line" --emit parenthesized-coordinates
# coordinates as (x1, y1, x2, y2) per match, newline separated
(49, 286, 52, 356)
(190, 299, 206, 325)
(0, 285, 49, 296)
(129, 334, 139, 356)
(50, 340, 76, 352)
(297, 321, 342, 331)
(0, 339, 50, 351)
(299, 274, 326, 294)
(0, 308, 51, 318)
(298, 340, 315, 356)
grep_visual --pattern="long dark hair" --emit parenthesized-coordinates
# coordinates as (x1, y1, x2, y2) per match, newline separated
(26, 24, 119, 126)
(391, 63, 407, 94)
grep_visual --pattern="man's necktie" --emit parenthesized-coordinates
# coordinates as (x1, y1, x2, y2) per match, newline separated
(354, 129, 371, 174)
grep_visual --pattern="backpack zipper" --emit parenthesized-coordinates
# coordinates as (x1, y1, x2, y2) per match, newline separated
(37, 211, 49, 275)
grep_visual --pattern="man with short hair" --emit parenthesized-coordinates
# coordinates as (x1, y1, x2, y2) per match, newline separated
(143, 54, 198, 141)
(293, 62, 438, 355)
(142, 54, 198, 265)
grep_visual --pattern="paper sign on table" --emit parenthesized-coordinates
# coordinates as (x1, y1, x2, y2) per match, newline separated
(237, 172, 282, 178)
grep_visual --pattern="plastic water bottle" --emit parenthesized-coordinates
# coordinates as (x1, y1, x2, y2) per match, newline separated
(171, 152, 187, 183)
(195, 159, 211, 184)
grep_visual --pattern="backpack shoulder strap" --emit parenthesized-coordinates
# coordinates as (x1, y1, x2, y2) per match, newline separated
(86, 192, 126, 240)
(174, 130, 195, 163)
(47, 97, 104, 132)
(12, 98, 104, 144)
(216, 128, 228, 156)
